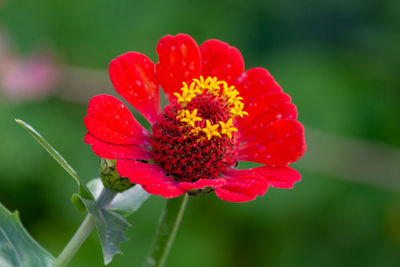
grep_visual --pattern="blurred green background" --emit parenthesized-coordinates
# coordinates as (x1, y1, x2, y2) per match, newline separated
(1, 0, 400, 266)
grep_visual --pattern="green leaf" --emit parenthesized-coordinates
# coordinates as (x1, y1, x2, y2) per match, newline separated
(15, 119, 93, 200)
(80, 198, 130, 265)
(15, 119, 139, 264)
(87, 178, 150, 217)
(0, 203, 55, 267)
(85, 180, 150, 264)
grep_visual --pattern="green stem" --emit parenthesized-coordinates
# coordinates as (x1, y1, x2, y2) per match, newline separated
(53, 213, 95, 267)
(143, 194, 189, 267)
(53, 188, 118, 267)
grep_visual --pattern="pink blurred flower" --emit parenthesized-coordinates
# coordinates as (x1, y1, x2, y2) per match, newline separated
(0, 0, 6, 8)
(0, 28, 60, 101)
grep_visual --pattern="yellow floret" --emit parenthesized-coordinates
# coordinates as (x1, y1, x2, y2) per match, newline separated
(173, 81, 201, 106)
(179, 109, 202, 127)
(230, 101, 248, 118)
(193, 75, 221, 96)
(219, 118, 238, 139)
(174, 76, 248, 140)
(201, 120, 221, 140)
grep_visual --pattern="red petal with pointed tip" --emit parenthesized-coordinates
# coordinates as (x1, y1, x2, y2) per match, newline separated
(238, 120, 306, 166)
(84, 95, 150, 145)
(178, 178, 226, 191)
(200, 39, 244, 84)
(215, 173, 268, 202)
(84, 133, 151, 160)
(155, 34, 201, 104)
(224, 166, 301, 189)
(234, 67, 282, 104)
(109, 52, 161, 123)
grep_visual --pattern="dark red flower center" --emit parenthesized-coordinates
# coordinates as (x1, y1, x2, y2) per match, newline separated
(150, 76, 247, 182)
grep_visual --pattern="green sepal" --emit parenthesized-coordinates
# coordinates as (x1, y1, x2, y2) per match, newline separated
(100, 159, 134, 192)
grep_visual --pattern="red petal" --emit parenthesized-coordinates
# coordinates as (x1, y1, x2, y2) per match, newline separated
(224, 166, 301, 189)
(238, 120, 306, 166)
(240, 103, 298, 141)
(215, 173, 268, 202)
(84, 95, 150, 145)
(84, 133, 151, 160)
(155, 34, 201, 104)
(239, 92, 295, 132)
(142, 182, 186, 198)
(200, 39, 244, 84)
(109, 52, 161, 123)
(178, 178, 226, 191)
(234, 67, 282, 104)
(241, 92, 291, 124)
(116, 159, 170, 185)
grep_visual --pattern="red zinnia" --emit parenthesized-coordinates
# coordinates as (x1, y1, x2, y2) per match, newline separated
(84, 34, 306, 202)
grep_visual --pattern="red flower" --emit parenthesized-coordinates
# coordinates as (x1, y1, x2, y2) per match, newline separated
(84, 34, 306, 202)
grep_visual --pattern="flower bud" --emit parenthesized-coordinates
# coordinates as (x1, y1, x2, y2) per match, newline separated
(100, 158, 134, 192)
